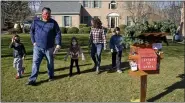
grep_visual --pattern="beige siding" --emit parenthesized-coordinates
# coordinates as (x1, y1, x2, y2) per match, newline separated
(80, 1, 133, 27)
(52, 15, 62, 27)
(51, 15, 80, 27)
(80, 1, 164, 28)
(72, 15, 80, 27)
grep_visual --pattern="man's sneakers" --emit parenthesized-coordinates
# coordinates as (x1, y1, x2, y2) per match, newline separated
(48, 78, 54, 82)
(117, 70, 123, 73)
(95, 67, 100, 74)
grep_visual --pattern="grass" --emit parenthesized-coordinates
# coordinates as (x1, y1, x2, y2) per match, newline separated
(1, 34, 184, 102)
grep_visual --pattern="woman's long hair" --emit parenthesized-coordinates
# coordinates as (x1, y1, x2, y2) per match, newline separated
(91, 17, 102, 29)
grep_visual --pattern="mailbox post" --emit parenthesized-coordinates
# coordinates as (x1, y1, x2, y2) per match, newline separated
(128, 32, 168, 102)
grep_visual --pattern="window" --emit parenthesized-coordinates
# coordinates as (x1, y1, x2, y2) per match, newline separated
(64, 16, 70, 26)
(81, 16, 92, 26)
(127, 16, 133, 26)
(94, 1, 99, 8)
(83, 1, 88, 7)
(109, 0, 117, 9)
(84, 16, 89, 24)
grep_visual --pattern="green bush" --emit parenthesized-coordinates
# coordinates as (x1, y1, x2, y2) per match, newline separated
(107, 29, 112, 34)
(8, 28, 16, 34)
(119, 24, 127, 34)
(60, 27, 67, 34)
(79, 27, 91, 34)
(79, 24, 88, 28)
(83, 27, 91, 33)
(24, 26, 30, 33)
(67, 27, 79, 34)
(79, 28, 84, 34)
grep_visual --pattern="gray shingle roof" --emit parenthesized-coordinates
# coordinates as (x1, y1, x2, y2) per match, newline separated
(36, 1, 81, 15)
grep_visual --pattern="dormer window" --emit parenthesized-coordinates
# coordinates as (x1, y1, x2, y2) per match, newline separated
(109, 0, 117, 9)
(83, 1, 89, 7)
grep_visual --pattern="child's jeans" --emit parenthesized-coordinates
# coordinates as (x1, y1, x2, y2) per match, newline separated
(13, 57, 23, 76)
(112, 51, 122, 70)
(70, 59, 80, 76)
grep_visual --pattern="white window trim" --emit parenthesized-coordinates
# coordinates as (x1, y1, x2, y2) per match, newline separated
(109, 1, 117, 9)
(64, 16, 72, 27)
(94, 1, 99, 8)
(83, 1, 89, 8)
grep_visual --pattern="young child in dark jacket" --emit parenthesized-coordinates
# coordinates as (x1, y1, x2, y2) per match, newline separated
(109, 27, 124, 73)
(9, 35, 26, 79)
(64, 37, 85, 77)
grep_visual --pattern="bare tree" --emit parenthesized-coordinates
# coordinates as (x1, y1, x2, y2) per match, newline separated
(121, 1, 154, 25)
(160, 1, 182, 25)
(1, 1, 31, 33)
(28, 0, 41, 15)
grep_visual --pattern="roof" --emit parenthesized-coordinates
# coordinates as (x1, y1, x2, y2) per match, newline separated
(36, 1, 81, 15)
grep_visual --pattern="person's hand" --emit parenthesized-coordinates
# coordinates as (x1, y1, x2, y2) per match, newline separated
(56, 45, 61, 49)
(82, 55, 85, 61)
(11, 36, 15, 43)
(22, 56, 25, 60)
(53, 48, 58, 55)
(33, 43, 36, 46)
(104, 44, 106, 50)
(111, 49, 113, 53)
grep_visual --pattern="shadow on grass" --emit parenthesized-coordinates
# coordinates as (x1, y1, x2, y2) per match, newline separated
(99, 62, 130, 74)
(23, 63, 92, 77)
(34, 65, 95, 86)
(147, 74, 185, 102)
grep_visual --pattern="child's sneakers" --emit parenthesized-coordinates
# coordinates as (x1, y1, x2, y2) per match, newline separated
(15, 74, 21, 79)
(117, 70, 123, 73)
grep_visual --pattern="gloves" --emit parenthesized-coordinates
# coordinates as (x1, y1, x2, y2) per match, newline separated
(22, 56, 25, 60)
(56, 45, 61, 49)
(110, 49, 113, 53)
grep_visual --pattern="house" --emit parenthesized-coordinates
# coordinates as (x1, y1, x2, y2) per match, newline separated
(36, 1, 164, 28)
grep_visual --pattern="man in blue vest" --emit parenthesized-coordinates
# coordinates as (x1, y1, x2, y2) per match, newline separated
(26, 7, 62, 85)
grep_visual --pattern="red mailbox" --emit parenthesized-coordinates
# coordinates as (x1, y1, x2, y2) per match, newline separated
(137, 48, 157, 70)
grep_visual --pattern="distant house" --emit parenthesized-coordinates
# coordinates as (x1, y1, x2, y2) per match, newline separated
(36, 1, 81, 28)
(36, 1, 164, 28)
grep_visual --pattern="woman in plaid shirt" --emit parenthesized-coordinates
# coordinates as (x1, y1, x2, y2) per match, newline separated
(90, 18, 106, 74)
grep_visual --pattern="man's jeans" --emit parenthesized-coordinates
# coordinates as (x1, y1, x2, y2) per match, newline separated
(112, 51, 122, 70)
(29, 46, 54, 82)
(91, 43, 103, 71)
(13, 57, 23, 76)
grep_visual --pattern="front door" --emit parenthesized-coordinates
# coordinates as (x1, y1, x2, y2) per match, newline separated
(108, 16, 119, 28)
(111, 17, 115, 28)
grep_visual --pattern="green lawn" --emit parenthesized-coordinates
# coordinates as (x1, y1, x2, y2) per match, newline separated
(1, 34, 184, 102)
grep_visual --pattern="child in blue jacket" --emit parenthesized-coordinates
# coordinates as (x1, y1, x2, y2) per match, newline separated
(109, 27, 125, 73)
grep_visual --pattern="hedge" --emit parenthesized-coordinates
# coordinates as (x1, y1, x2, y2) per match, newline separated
(79, 24, 88, 28)
(79, 27, 91, 34)
(67, 27, 79, 34)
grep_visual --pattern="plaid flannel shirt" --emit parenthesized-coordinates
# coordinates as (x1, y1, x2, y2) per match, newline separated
(90, 27, 106, 44)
